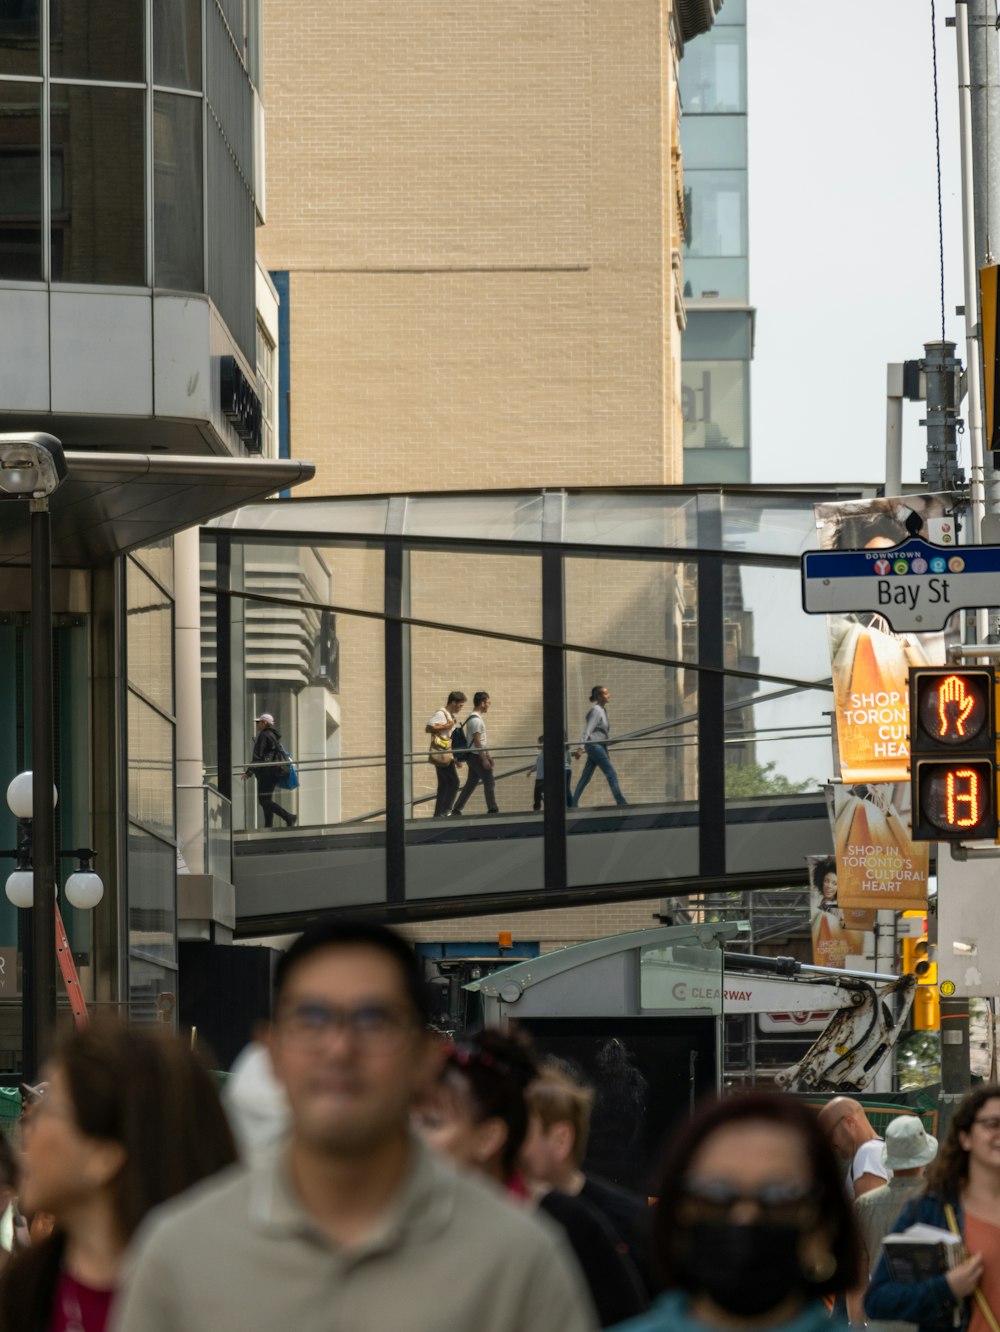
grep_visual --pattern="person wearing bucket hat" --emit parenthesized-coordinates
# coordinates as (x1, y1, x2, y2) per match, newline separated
(866, 1085, 1000, 1332)
(849, 1117, 938, 1329)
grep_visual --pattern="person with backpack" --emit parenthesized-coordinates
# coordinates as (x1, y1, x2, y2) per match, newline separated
(426, 691, 467, 817)
(451, 692, 499, 816)
(241, 713, 296, 829)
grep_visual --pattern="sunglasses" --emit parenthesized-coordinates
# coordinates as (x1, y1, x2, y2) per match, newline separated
(680, 1176, 820, 1222)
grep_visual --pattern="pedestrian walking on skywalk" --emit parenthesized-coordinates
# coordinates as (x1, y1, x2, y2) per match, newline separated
(451, 691, 499, 816)
(572, 686, 628, 809)
(426, 690, 466, 817)
(241, 712, 295, 829)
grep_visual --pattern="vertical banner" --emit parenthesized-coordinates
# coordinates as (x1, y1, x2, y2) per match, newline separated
(828, 616, 940, 783)
(815, 494, 956, 784)
(828, 782, 929, 912)
(808, 855, 875, 968)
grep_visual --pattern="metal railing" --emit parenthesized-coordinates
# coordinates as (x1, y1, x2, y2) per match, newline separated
(177, 783, 232, 881)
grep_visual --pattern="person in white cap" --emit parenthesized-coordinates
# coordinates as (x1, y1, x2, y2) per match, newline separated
(242, 713, 296, 829)
(848, 1114, 938, 1330)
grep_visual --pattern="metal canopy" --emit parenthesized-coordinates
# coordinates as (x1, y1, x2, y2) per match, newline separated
(0, 453, 315, 566)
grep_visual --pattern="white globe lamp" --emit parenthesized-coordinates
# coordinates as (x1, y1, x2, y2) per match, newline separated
(6, 772, 57, 821)
(5, 870, 33, 909)
(64, 870, 104, 911)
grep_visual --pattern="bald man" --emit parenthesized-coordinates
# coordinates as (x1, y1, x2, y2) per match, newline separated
(818, 1096, 890, 1199)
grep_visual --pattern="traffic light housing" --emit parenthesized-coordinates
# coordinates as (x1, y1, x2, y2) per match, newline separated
(912, 986, 941, 1032)
(909, 666, 997, 841)
(902, 915, 940, 1031)
(901, 924, 937, 987)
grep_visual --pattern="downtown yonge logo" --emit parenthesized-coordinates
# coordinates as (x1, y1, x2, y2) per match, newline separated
(867, 545, 963, 614)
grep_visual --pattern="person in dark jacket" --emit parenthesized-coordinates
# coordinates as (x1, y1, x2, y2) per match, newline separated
(241, 712, 295, 829)
(611, 1090, 861, 1332)
(866, 1085, 1000, 1332)
(415, 1029, 646, 1327)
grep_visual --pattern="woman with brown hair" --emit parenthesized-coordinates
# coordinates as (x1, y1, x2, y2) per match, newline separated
(0, 1019, 238, 1332)
(866, 1084, 1000, 1332)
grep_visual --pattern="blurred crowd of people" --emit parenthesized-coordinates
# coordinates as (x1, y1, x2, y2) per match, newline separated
(0, 916, 991, 1332)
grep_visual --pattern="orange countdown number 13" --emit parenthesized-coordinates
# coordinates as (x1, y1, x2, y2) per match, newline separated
(946, 767, 981, 827)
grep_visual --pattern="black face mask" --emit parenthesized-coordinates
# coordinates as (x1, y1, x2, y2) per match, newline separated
(679, 1222, 810, 1317)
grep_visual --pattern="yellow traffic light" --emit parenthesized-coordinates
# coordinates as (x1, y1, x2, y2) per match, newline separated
(901, 933, 937, 987)
(912, 986, 941, 1032)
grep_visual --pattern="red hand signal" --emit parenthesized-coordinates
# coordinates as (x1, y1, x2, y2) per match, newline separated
(937, 674, 977, 738)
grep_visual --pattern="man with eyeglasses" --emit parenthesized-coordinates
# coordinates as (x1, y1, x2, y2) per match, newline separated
(114, 919, 596, 1332)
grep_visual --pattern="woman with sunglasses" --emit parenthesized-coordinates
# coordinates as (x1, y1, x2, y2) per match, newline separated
(866, 1084, 1000, 1332)
(415, 1029, 647, 1327)
(610, 1091, 861, 1332)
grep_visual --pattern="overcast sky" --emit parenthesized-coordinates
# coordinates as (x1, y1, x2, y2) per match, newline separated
(748, 1, 967, 486)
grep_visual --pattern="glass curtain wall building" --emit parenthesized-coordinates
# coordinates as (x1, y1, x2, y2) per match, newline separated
(679, 0, 753, 484)
(0, 0, 258, 357)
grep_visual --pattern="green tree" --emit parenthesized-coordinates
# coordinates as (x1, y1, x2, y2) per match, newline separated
(725, 760, 813, 798)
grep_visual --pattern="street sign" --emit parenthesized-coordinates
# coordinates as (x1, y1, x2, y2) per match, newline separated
(801, 537, 1000, 632)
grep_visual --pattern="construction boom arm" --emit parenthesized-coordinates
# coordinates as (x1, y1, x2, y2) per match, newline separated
(723, 952, 917, 1094)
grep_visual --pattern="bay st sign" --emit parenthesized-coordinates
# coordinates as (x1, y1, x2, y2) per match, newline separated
(801, 538, 1000, 632)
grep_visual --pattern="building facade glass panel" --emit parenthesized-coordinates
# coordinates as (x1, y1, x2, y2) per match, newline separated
(0, 79, 42, 279)
(680, 115, 746, 170)
(50, 0, 144, 82)
(153, 0, 201, 91)
(52, 84, 145, 285)
(131, 534, 174, 593)
(679, 24, 745, 112)
(154, 90, 203, 291)
(684, 170, 746, 262)
(0, 0, 40, 76)
(127, 690, 174, 839)
(127, 826, 177, 965)
(126, 558, 174, 717)
(682, 359, 748, 451)
(126, 541, 177, 1019)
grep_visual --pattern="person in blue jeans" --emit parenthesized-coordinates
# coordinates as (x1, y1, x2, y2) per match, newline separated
(572, 685, 628, 808)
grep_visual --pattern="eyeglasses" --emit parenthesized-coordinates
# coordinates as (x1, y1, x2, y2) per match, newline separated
(973, 1117, 1000, 1132)
(276, 1000, 419, 1049)
(680, 1176, 820, 1223)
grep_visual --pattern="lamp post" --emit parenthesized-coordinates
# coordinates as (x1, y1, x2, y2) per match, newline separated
(3, 774, 104, 1062)
(0, 434, 67, 1077)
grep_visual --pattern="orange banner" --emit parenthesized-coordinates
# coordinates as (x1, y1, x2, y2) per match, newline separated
(829, 616, 938, 783)
(828, 783, 929, 912)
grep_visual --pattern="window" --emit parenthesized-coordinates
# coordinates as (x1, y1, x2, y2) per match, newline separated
(682, 360, 748, 451)
(154, 91, 203, 291)
(0, 80, 42, 278)
(257, 320, 276, 457)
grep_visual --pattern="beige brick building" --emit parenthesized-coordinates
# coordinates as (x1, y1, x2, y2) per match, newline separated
(257, 1, 716, 954)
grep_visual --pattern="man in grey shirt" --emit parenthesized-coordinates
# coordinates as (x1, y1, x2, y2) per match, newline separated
(850, 1115, 938, 1332)
(113, 920, 595, 1332)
